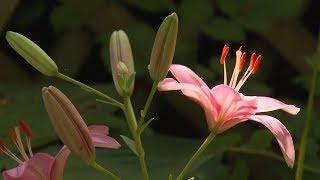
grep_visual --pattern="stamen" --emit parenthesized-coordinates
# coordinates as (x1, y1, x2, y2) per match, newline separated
(230, 47, 243, 88)
(252, 55, 262, 74)
(19, 119, 32, 138)
(0, 139, 23, 163)
(235, 55, 262, 91)
(220, 45, 230, 85)
(249, 53, 256, 70)
(9, 127, 29, 160)
(220, 45, 229, 64)
(238, 52, 246, 72)
(19, 119, 33, 157)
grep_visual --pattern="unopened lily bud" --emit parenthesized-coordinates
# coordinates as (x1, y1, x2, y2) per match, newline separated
(6, 31, 59, 76)
(42, 86, 95, 164)
(109, 30, 135, 96)
(149, 13, 178, 81)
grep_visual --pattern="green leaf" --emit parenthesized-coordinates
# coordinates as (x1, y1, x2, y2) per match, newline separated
(201, 17, 246, 42)
(137, 117, 155, 135)
(50, 4, 88, 32)
(179, 0, 214, 24)
(216, 0, 305, 32)
(0, 83, 124, 148)
(120, 135, 138, 156)
(122, 0, 175, 13)
(244, 129, 273, 150)
(230, 158, 249, 180)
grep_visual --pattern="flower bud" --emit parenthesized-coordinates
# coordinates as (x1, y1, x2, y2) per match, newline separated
(109, 30, 135, 96)
(6, 31, 59, 76)
(42, 86, 95, 164)
(149, 13, 178, 81)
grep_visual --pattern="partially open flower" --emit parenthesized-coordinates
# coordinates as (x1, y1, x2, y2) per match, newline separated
(42, 86, 95, 164)
(6, 31, 59, 77)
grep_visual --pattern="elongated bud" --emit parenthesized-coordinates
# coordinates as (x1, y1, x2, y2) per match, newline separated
(149, 12, 178, 81)
(109, 30, 135, 96)
(6, 31, 59, 76)
(42, 86, 95, 164)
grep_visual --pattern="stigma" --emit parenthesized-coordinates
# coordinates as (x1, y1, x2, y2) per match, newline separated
(219, 45, 262, 91)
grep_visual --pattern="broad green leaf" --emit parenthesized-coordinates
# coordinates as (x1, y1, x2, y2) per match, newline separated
(0, 83, 124, 148)
(230, 158, 249, 180)
(120, 135, 138, 156)
(216, 0, 305, 32)
(244, 129, 273, 150)
(201, 17, 246, 42)
(50, 4, 88, 32)
(122, 0, 175, 13)
(179, 0, 213, 24)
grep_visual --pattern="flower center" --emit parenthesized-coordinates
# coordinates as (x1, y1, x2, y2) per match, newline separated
(0, 119, 33, 164)
(220, 45, 262, 91)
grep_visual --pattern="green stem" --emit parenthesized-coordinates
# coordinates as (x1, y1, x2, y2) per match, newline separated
(177, 132, 216, 180)
(123, 96, 149, 180)
(226, 147, 320, 175)
(139, 80, 159, 124)
(57, 73, 123, 108)
(90, 162, 120, 180)
(295, 66, 318, 180)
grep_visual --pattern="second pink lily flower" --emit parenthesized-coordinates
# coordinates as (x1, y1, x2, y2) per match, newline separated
(158, 45, 300, 168)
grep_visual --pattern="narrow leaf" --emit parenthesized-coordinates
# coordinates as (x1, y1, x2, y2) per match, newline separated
(120, 135, 138, 156)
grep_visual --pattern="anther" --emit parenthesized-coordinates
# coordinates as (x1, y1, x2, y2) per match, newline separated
(252, 55, 262, 74)
(8, 128, 17, 145)
(0, 139, 5, 153)
(19, 119, 33, 138)
(220, 45, 229, 64)
(238, 52, 246, 71)
(249, 53, 256, 70)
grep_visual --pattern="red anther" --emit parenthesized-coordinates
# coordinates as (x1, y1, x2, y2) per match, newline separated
(0, 139, 5, 152)
(238, 52, 246, 71)
(252, 55, 262, 74)
(220, 45, 229, 64)
(8, 128, 17, 144)
(19, 119, 33, 138)
(249, 53, 257, 70)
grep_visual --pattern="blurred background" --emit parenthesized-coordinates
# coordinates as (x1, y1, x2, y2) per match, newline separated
(0, 0, 319, 179)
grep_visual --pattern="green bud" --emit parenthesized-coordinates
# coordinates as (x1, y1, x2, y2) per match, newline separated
(149, 13, 178, 81)
(109, 30, 135, 96)
(6, 31, 59, 76)
(42, 86, 95, 164)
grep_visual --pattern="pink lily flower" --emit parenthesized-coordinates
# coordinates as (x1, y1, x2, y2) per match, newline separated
(1, 121, 120, 180)
(158, 45, 300, 168)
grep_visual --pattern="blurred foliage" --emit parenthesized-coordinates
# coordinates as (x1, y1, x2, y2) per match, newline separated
(0, 0, 320, 179)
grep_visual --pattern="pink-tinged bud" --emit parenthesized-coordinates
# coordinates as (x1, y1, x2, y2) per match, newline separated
(42, 86, 95, 164)
(6, 31, 59, 76)
(149, 13, 178, 81)
(109, 30, 135, 96)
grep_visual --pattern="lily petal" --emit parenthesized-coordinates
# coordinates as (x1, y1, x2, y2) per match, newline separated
(89, 125, 121, 149)
(51, 146, 70, 180)
(250, 115, 295, 168)
(50, 125, 121, 180)
(169, 64, 207, 87)
(3, 153, 54, 180)
(247, 96, 300, 115)
(88, 125, 109, 135)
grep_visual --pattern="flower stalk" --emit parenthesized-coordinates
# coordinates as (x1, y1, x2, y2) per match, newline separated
(123, 96, 149, 180)
(177, 132, 216, 180)
(90, 162, 121, 180)
(295, 68, 317, 180)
